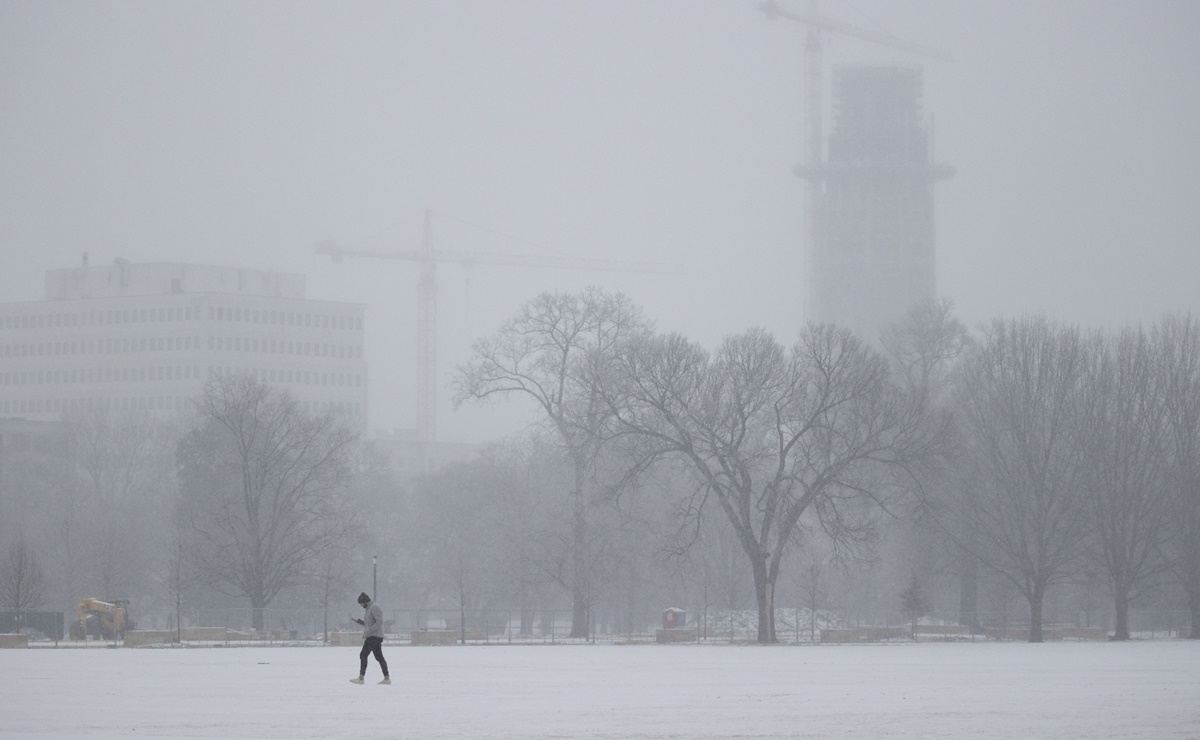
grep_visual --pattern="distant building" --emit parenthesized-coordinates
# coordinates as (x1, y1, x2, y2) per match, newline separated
(0, 258, 367, 424)
(804, 65, 952, 340)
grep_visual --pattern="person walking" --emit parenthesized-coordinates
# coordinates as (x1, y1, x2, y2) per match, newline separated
(350, 592, 390, 685)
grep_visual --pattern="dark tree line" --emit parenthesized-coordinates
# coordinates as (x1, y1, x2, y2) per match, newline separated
(453, 291, 1200, 643)
(2, 289, 1196, 644)
(0, 373, 366, 636)
(918, 313, 1200, 641)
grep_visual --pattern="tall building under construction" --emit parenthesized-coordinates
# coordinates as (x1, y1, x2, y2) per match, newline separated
(804, 65, 952, 340)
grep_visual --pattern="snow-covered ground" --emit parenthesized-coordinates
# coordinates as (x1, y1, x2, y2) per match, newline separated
(2, 641, 1197, 739)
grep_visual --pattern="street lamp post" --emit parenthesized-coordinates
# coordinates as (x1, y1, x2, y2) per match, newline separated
(373, 555, 377, 603)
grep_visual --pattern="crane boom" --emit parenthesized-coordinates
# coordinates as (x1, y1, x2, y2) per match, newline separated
(314, 241, 684, 274)
(759, 0, 952, 61)
(317, 211, 684, 442)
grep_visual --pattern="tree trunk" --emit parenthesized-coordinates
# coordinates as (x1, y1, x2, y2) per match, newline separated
(570, 590, 588, 639)
(457, 552, 467, 645)
(251, 599, 265, 632)
(1028, 589, 1044, 643)
(1184, 523, 1200, 639)
(959, 554, 979, 631)
(752, 556, 776, 644)
(569, 482, 589, 639)
(1111, 583, 1130, 641)
(1188, 583, 1200, 640)
(518, 594, 532, 633)
(520, 599, 534, 637)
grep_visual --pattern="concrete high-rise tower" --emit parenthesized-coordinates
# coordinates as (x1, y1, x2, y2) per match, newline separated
(803, 65, 952, 340)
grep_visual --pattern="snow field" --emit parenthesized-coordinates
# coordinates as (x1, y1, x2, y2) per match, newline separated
(1, 641, 1198, 739)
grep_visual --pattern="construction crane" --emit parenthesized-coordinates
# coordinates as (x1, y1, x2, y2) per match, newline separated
(758, 1, 952, 316)
(316, 210, 684, 442)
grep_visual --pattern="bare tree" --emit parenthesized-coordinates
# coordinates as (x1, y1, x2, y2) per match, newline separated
(178, 374, 359, 631)
(792, 535, 835, 642)
(1155, 314, 1200, 638)
(43, 465, 84, 623)
(311, 548, 355, 644)
(160, 518, 196, 643)
(946, 317, 1091, 642)
(344, 440, 405, 617)
(476, 436, 566, 635)
(1, 535, 46, 614)
(0, 424, 75, 617)
(1080, 326, 1172, 640)
(454, 287, 651, 638)
(63, 406, 177, 602)
(882, 299, 976, 627)
(410, 460, 502, 642)
(900, 574, 927, 641)
(882, 298, 971, 411)
(604, 324, 937, 643)
(661, 471, 755, 639)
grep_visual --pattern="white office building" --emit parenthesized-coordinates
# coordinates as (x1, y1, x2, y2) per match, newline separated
(0, 259, 367, 424)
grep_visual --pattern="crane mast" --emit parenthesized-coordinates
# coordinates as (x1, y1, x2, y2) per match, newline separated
(417, 210, 436, 441)
(317, 210, 684, 442)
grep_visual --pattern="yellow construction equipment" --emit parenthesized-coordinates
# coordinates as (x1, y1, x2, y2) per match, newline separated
(69, 598, 134, 640)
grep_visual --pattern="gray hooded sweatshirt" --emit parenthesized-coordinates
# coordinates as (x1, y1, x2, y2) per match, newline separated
(361, 600, 384, 639)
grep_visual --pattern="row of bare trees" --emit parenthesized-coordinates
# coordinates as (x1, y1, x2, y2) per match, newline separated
(453, 289, 1200, 643)
(454, 289, 944, 643)
(0, 374, 369, 635)
(0, 402, 175, 622)
(933, 314, 1200, 640)
(2, 288, 1196, 644)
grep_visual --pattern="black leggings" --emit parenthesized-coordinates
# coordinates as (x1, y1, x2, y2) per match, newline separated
(359, 636, 388, 677)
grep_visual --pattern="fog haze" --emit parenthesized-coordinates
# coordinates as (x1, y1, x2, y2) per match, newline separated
(3, 0, 1198, 442)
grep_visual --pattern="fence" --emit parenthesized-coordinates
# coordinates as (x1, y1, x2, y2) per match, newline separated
(136, 608, 334, 643)
(15, 606, 1193, 645)
(1124, 609, 1194, 640)
(357, 608, 1193, 644)
(129, 606, 1199, 645)
(391, 609, 578, 643)
(761, 608, 1194, 643)
(0, 611, 64, 640)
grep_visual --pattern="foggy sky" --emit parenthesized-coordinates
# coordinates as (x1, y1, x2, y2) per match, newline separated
(2, 0, 1198, 443)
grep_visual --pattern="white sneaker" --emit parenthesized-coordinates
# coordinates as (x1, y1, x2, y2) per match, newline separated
(349, 676, 364, 684)
(378, 676, 391, 685)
